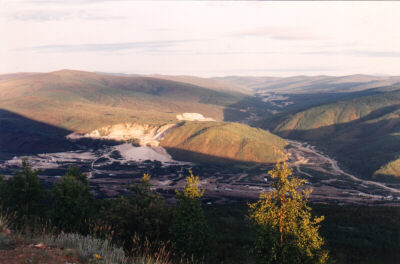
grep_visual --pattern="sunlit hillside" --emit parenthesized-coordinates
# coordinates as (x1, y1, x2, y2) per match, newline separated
(0, 70, 253, 132)
(375, 158, 400, 178)
(161, 121, 288, 164)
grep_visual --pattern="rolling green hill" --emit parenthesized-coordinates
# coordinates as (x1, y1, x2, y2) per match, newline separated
(263, 88, 400, 179)
(0, 70, 254, 132)
(272, 89, 400, 133)
(161, 121, 288, 164)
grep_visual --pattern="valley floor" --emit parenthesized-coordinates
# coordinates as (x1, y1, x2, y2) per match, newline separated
(1, 139, 399, 205)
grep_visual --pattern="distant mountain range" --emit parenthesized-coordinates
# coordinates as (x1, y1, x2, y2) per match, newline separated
(214, 74, 400, 94)
(1, 70, 399, 175)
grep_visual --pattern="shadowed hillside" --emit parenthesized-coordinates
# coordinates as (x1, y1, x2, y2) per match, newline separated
(262, 89, 400, 179)
(0, 109, 120, 158)
(0, 109, 74, 155)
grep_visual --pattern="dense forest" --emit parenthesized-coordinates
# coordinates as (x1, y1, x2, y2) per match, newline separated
(1, 159, 399, 263)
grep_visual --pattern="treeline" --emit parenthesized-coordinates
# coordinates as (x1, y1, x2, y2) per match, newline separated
(0, 159, 328, 263)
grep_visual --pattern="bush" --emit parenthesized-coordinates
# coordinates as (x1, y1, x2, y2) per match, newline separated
(48, 233, 126, 264)
(0, 213, 12, 249)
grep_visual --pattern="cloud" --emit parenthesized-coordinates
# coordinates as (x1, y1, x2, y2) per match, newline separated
(233, 27, 321, 41)
(304, 49, 400, 57)
(226, 67, 337, 73)
(23, 40, 197, 53)
(190, 51, 280, 56)
(7, 9, 125, 21)
(3, 0, 130, 3)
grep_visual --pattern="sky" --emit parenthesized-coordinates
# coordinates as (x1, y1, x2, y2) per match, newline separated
(1, 0, 400, 77)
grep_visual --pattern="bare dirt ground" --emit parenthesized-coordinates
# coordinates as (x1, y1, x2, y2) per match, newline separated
(0, 244, 80, 264)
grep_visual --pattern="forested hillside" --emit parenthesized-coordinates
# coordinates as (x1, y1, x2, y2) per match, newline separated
(262, 88, 400, 179)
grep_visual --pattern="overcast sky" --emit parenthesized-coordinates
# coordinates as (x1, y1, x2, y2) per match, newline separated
(1, 0, 400, 77)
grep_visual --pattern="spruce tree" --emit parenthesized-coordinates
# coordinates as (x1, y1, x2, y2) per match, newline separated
(248, 162, 328, 264)
(100, 174, 170, 250)
(171, 170, 212, 260)
(51, 166, 95, 233)
(2, 158, 46, 229)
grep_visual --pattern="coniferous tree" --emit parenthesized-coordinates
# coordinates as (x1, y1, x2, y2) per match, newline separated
(1, 158, 46, 228)
(171, 170, 212, 260)
(0, 175, 5, 204)
(248, 162, 328, 264)
(51, 166, 95, 233)
(100, 174, 170, 250)
(129, 173, 170, 241)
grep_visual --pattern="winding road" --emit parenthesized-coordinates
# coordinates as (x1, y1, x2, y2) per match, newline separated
(287, 140, 400, 195)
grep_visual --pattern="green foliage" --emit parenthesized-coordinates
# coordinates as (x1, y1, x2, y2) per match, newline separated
(313, 204, 400, 264)
(204, 202, 255, 263)
(100, 174, 170, 250)
(51, 166, 96, 233)
(0, 174, 5, 203)
(182, 172, 204, 199)
(171, 170, 212, 260)
(248, 162, 328, 264)
(0, 158, 46, 229)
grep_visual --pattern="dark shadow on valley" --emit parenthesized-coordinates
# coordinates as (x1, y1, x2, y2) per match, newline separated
(0, 109, 120, 159)
(163, 147, 277, 167)
(222, 95, 276, 122)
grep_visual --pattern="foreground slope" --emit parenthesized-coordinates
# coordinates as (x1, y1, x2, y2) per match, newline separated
(264, 88, 400, 179)
(161, 121, 288, 164)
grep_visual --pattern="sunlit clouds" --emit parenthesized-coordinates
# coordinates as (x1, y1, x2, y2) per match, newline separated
(1, 1, 400, 76)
